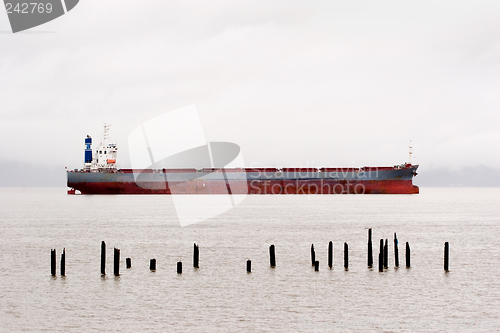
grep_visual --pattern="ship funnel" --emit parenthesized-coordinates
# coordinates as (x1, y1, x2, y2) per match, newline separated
(84, 135, 92, 163)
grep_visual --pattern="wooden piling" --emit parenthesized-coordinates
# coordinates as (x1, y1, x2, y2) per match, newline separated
(150, 259, 156, 271)
(394, 233, 399, 268)
(60, 248, 65, 276)
(177, 261, 182, 274)
(328, 241, 333, 269)
(314, 260, 319, 271)
(379, 239, 383, 271)
(193, 243, 199, 268)
(384, 239, 388, 269)
(113, 248, 120, 276)
(344, 242, 348, 270)
(406, 242, 410, 268)
(101, 241, 106, 275)
(269, 244, 276, 267)
(311, 244, 315, 266)
(444, 242, 449, 271)
(247, 260, 251, 273)
(126, 258, 131, 269)
(367, 228, 373, 267)
(51, 249, 56, 276)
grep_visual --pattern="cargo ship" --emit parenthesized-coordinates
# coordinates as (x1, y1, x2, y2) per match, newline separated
(67, 126, 419, 195)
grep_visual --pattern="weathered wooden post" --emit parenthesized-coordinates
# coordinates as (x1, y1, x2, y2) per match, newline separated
(247, 260, 251, 273)
(113, 248, 120, 276)
(150, 259, 156, 271)
(378, 252, 383, 272)
(383, 239, 388, 269)
(60, 248, 65, 276)
(101, 241, 106, 275)
(311, 244, 315, 266)
(51, 249, 56, 276)
(406, 242, 410, 268)
(126, 258, 131, 269)
(344, 242, 348, 270)
(394, 233, 399, 268)
(328, 241, 333, 269)
(314, 260, 319, 271)
(367, 228, 373, 267)
(269, 244, 276, 267)
(444, 242, 449, 271)
(177, 261, 182, 274)
(193, 243, 199, 268)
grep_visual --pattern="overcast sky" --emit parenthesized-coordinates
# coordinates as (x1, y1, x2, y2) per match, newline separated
(1, 0, 499, 173)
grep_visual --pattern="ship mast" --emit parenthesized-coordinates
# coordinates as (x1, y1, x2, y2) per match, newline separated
(103, 123, 110, 144)
(408, 140, 413, 165)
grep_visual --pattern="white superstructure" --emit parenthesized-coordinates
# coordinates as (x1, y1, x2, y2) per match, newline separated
(90, 124, 118, 172)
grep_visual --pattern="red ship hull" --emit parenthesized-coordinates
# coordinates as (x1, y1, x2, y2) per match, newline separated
(68, 165, 419, 195)
(71, 179, 419, 195)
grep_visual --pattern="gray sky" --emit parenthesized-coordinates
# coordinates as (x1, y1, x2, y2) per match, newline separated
(1, 0, 499, 173)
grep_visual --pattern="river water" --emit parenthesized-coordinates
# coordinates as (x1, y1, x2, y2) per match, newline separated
(0, 187, 498, 332)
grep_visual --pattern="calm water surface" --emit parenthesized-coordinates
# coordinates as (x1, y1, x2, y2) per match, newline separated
(0, 187, 499, 332)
